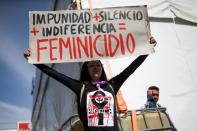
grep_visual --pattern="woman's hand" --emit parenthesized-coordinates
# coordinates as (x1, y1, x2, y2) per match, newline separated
(149, 36, 157, 47)
(23, 48, 31, 60)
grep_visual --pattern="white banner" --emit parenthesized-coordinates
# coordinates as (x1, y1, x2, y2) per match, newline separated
(29, 6, 153, 64)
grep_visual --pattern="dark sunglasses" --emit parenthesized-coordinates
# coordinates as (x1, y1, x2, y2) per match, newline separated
(152, 93, 159, 96)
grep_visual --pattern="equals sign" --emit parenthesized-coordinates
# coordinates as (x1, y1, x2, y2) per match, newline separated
(118, 23, 126, 30)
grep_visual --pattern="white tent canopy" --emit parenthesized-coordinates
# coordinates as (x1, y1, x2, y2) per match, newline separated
(31, 0, 197, 131)
(81, 0, 197, 23)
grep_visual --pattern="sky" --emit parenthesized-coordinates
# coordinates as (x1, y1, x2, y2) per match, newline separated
(0, 0, 51, 129)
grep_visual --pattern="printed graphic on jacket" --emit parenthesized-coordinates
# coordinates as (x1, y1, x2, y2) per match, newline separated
(87, 90, 114, 126)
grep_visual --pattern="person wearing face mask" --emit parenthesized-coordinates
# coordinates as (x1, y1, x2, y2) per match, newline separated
(145, 86, 160, 108)
(142, 86, 177, 131)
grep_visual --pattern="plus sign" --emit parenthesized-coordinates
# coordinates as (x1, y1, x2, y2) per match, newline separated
(93, 13, 100, 21)
(31, 27, 39, 36)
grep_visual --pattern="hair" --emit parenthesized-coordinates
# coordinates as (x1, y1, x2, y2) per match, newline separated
(80, 60, 108, 83)
(148, 86, 159, 91)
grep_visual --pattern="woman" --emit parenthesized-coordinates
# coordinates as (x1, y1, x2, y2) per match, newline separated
(24, 37, 156, 131)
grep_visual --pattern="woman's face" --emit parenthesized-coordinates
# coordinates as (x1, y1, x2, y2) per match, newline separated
(87, 61, 102, 82)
